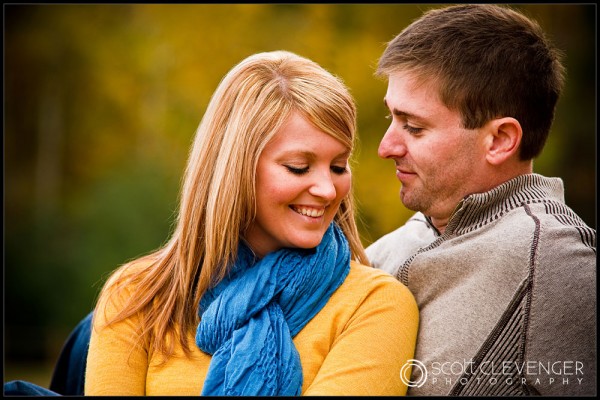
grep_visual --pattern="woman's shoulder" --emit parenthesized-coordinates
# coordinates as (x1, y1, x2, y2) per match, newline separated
(309, 260, 418, 339)
(95, 258, 156, 317)
(336, 261, 417, 310)
(348, 261, 411, 290)
(103, 257, 155, 288)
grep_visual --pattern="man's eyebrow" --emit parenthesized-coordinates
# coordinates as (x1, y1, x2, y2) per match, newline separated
(383, 98, 421, 120)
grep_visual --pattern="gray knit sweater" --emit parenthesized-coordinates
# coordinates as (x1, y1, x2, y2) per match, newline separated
(367, 174, 596, 396)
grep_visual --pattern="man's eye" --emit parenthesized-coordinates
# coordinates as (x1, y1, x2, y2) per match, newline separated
(403, 124, 423, 135)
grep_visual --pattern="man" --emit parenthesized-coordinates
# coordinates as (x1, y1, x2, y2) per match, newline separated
(366, 4, 596, 396)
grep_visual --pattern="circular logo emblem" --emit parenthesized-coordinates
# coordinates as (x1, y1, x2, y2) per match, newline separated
(400, 359, 428, 388)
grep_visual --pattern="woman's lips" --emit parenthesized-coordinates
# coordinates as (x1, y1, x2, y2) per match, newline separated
(289, 205, 326, 218)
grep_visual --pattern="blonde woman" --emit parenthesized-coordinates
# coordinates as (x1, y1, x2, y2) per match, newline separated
(84, 51, 418, 396)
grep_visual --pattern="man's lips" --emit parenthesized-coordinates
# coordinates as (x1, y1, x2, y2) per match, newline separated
(395, 167, 416, 180)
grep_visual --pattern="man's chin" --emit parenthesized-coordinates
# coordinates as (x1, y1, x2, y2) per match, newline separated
(399, 194, 420, 212)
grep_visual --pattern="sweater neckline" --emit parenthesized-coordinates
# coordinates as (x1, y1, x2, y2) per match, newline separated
(436, 174, 564, 236)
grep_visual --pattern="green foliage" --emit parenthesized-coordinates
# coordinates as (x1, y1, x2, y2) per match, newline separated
(4, 4, 595, 366)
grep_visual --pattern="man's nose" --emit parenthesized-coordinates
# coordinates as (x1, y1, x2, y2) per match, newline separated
(378, 126, 406, 159)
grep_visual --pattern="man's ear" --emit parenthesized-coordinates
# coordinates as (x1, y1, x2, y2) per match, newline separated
(485, 117, 523, 165)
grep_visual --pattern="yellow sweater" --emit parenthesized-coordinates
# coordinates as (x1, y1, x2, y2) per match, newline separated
(85, 261, 419, 396)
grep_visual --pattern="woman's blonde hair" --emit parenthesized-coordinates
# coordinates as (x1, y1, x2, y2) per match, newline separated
(95, 50, 368, 361)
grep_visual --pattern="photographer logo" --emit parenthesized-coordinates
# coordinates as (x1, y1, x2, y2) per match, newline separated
(400, 359, 427, 388)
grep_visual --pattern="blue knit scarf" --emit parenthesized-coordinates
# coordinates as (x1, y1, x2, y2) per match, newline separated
(195, 222, 350, 396)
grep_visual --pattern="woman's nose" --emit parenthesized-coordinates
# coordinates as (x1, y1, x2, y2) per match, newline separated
(308, 171, 337, 201)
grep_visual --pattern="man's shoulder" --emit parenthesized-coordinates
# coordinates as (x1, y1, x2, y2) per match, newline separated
(369, 211, 432, 242)
(368, 212, 435, 249)
(501, 194, 596, 251)
(366, 212, 438, 275)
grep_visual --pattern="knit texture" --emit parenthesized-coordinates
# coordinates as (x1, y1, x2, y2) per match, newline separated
(195, 222, 350, 396)
(367, 174, 596, 396)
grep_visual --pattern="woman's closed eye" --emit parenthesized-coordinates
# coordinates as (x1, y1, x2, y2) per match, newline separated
(285, 165, 348, 175)
(285, 165, 309, 175)
(330, 165, 348, 175)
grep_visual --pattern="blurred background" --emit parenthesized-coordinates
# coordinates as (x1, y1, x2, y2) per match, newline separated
(4, 4, 596, 388)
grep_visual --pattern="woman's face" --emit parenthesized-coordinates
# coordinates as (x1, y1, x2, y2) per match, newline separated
(245, 112, 352, 258)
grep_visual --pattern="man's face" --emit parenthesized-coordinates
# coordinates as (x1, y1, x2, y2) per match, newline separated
(378, 71, 487, 223)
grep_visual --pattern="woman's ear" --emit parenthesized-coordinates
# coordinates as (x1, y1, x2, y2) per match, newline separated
(485, 117, 523, 165)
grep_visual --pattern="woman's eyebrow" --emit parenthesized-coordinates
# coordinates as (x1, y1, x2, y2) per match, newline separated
(277, 149, 351, 160)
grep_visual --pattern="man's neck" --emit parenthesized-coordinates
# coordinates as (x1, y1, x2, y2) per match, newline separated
(428, 168, 535, 235)
(429, 216, 448, 235)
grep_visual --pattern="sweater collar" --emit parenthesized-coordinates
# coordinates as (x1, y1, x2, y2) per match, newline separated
(426, 174, 565, 236)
